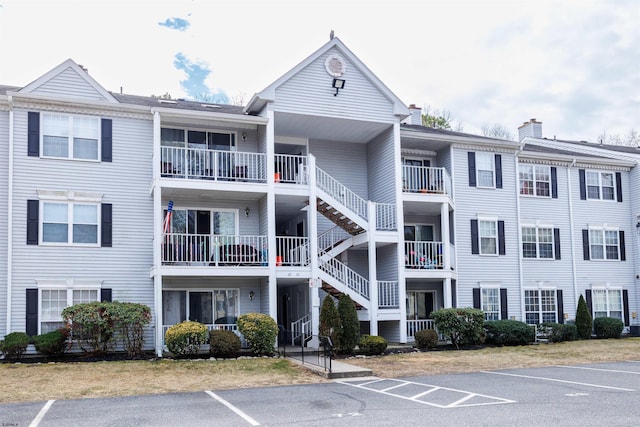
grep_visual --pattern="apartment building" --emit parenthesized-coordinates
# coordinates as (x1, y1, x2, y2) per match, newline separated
(0, 37, 637, 356)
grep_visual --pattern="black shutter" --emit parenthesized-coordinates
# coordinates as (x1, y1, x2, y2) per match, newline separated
(554, 228, 561, 260)
(623, 290, 630, 326)
(579, 169, 587, 200)
(471, 219, 479, 254)
(26, 288, 38, 337)
(101, 203, 112, 247)
(27, 200, 39, 245)
(498, 220, 506, 255)
(615, 172, 622, 202)
(101, 288, 112, 302)
(585, 290, 593, 316)
(495, 154, 503, 189)
(500, 288, 508, 320)
(556, 290, 564, 324)
(101, 118, 112, 162)
(619, 231, 625, 261)
(28, 112, 40, 157)
(468, 152, 476, 187)
(473, 288, 481, 309)
(551, 167, 558, 198)
(582, 229, 590, 260)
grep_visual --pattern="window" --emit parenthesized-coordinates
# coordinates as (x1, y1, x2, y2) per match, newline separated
(42, 202, 98, 245)
(524, 289, 557, 324)
(592, 289, 623, 320)
(589, 229, 620, 260)
(40, 288, 100, 333)
(482, 288, 500, 321)
(522, 227, 554, 259)
(479, 220, 497, 255)
(586, 171, 615, 200)
(476, 152, 495, 188)
(162, 289, 239, 326)
(42, 113, 100, 160)
(519, 165, 550, 197)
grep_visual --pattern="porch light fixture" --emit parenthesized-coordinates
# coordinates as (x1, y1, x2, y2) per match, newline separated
(241, 131, 247, 141)
(249, 291, 254, 301)
(332, 78, 345, 96)
(245, 207, 250, 217)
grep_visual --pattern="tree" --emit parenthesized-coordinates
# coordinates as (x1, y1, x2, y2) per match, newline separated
(319, 295, 341, 351)
(597, 129, 639, 147)
(337, 294, 359, 354)
(575, 294, 593, 340)
(421, 105, 464, 131)
(481, 123, 515, 140)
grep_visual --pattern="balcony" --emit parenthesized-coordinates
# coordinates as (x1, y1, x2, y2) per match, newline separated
(275, 236, 310, 267)
(405, 241, 444, 269)
(274, 154, 308, 184)
(162, 234, 267, 266)
(402, 165, 451, 196)
(161, 147, 266, 182)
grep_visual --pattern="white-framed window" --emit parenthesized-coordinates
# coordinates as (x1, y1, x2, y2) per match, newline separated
(592, 288, 623, 320)
(586, 171, 615, 201)
(479, 220, 497, 255)
(42, 202, 99, 245)
(522, 226, 554, 259)
(524, 289, 557, 324)
(589, 228, 620, 260)
(482, 287, 500, 321)
(42, 113, 100, 160)
(519, 164, 550, 197)
(476, 152, 495, 188)
(162, 289, 239, 326)
(39, 284, 101, 334)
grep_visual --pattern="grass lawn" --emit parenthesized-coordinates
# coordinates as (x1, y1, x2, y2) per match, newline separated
(1, 338, 638, 403)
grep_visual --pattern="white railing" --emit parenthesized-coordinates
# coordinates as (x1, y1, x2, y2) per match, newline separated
(316, 167, 368, 220)
(375, 203, 396, 231)
(378, 281, 399, 309)
(275, 236, 310, 267)
(405, 241, 444, 269)
(162, 324, 247, 348)
(274, 154, 308, 184)
(162, 234, 267, 266)
(318, 250, 369, 300)
(161, 146, 266, 182)
(317, 226, 351, 253)
(402, 166, 449, 195)
(406, 319, 436, 340)
(291, 314, 311, 345)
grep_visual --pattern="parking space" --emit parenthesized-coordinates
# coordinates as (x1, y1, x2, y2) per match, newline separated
(3, 361, 639, 426)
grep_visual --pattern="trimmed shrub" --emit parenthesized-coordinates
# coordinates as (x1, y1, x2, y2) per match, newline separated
(209, 330, 241, 358)
(237, 313, 278, 356)
(62, 301, 115, 354)
(110, 302, 152, 358)
(575, 295, 593, 340)
(337, 294, 360, 355)
(414, 329, 439, 350)
(33, 328, 69, 357)
(593, 317, 624, 339)
(540, 322, 578, 343)
(432, 308, 485, 349)
(358, 335, 387, 355)
(165, 321, 208, 356)
(484, 320, 535, 346)
(0, 332, 31, 360)
(319, 295, 341, 351)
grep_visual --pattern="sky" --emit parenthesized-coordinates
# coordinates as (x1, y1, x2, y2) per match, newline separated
(0, 0, 638, 142)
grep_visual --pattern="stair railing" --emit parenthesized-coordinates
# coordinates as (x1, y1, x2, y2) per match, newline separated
(318, 249, 369, 300)
(316, 167, 368, 221)
(291, 313, 311, 345)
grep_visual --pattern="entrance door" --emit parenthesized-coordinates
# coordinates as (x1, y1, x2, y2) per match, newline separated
(406, 291, 435, 320)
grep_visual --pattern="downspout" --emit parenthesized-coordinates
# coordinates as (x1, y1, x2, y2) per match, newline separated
(514, 143, 524, 321)
(6, 96, 14, 334)
(567, 158, 578, 318)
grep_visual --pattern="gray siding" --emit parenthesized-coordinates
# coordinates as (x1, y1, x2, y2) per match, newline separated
(376, 245, 398, 281)
(367, 127, 396, 204)
(310, 139, 368, 200)
(0, 112, 8, 336)
(378, 320, 400, 342)
(31, 67, 109, 102)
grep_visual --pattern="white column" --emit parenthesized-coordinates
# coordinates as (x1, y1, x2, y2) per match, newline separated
(308, 154, 320, 346)
(152, 111, 163, 357)
(444, 278, 452, 308)
(266, 110, 278, 321)
(6, 97, 14, 334)
(441, 202, 450, 270)
(368, 201, 378, 336)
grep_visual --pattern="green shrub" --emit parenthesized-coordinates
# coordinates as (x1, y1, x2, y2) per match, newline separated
(62, 302, 115, 354)
(358, 335, 387, 355)
(414, 329, 439, 349)
(432, 308, 485, 349)
(164, 321, 208, 356)
(575, 295, 593, 340)
(209, 329, 241, 358)
(593, 317, 624, 339)
(110, 302, 152, 358)
(0, 332, 31, 360)
(319, 295, 341, 351)
(540, 322, 578, 343)
(33, 328, 69, 357)
(237, 313, 278, 356)
(484, 320, 535, 346)
(337, 294, 360, 355)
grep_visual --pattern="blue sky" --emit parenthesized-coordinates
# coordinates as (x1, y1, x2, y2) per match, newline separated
(0, 0, 638, 141)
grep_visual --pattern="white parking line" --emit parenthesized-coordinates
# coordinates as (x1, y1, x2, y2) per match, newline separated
(481, 371, 636, 391)
(206, 391, 260, 426)
(29, 400, 55, 427)
(556, 365, 640, 375)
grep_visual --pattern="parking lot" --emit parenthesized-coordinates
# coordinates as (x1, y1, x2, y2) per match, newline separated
(3, 361, 638, 426)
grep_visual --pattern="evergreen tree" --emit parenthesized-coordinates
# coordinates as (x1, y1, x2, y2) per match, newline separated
(575, 294, 593, 340)
(337, 294, 359, 354)
(319, 295, 341, 351)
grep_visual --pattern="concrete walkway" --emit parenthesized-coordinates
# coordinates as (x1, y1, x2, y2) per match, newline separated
(286, 353, 373, 379)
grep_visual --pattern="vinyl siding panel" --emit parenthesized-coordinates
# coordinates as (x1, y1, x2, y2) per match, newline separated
(310, 139, 368, 200)
(0, 112, 8, 336)
(378, 320, 400, 342)
(376, 245, 398, 281)
(30, 67, 109, 102)
(367, 128, 396, 204)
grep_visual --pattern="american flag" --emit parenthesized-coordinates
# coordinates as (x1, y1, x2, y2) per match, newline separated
(163, 200, 174, 234)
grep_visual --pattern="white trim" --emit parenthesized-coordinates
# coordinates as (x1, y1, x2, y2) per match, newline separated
(37, 190, 103, 202)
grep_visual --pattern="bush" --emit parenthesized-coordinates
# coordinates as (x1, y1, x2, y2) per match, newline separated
(432, 308, 485, 349)
(414, 329, 439, 349)
(484, 320, 535, 346)
(337, 294, 360, 355)
(575, 295, 593, 340)
(110, 302, 152, 358)
(164, 321, 208, 356)
(540, 322, 578, 343)
(62, 302, 115, 354)
(237, 313, 278, 356)
(209, 329, 241, 358)
(319, 295, 341, 351)
(593, 317, 624, 339)
(33, 328, 69, 357)
(0, 332, 31, 360)
(358, 335, 387, 355)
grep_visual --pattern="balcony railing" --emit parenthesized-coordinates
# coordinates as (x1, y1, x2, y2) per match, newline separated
(274, 154, 308, 184)
(161, 147, 266, 182)
(163, 324, 246, 347)
(275, 236, 310, 267)
(162, 234, 267, 266)
(375, 203, 396, 231)
(378, 281, 399, 309)
(402, 165, 451, 195)
(406, 319, 436, 340)
(405, 241, 444, 269)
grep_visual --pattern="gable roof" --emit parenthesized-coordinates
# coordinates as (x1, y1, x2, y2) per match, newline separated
(244, 37, 409, 118)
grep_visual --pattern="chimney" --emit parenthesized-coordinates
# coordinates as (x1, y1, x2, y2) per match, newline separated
(403, 104, 422, 126)
(518, 118, 542, 141)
